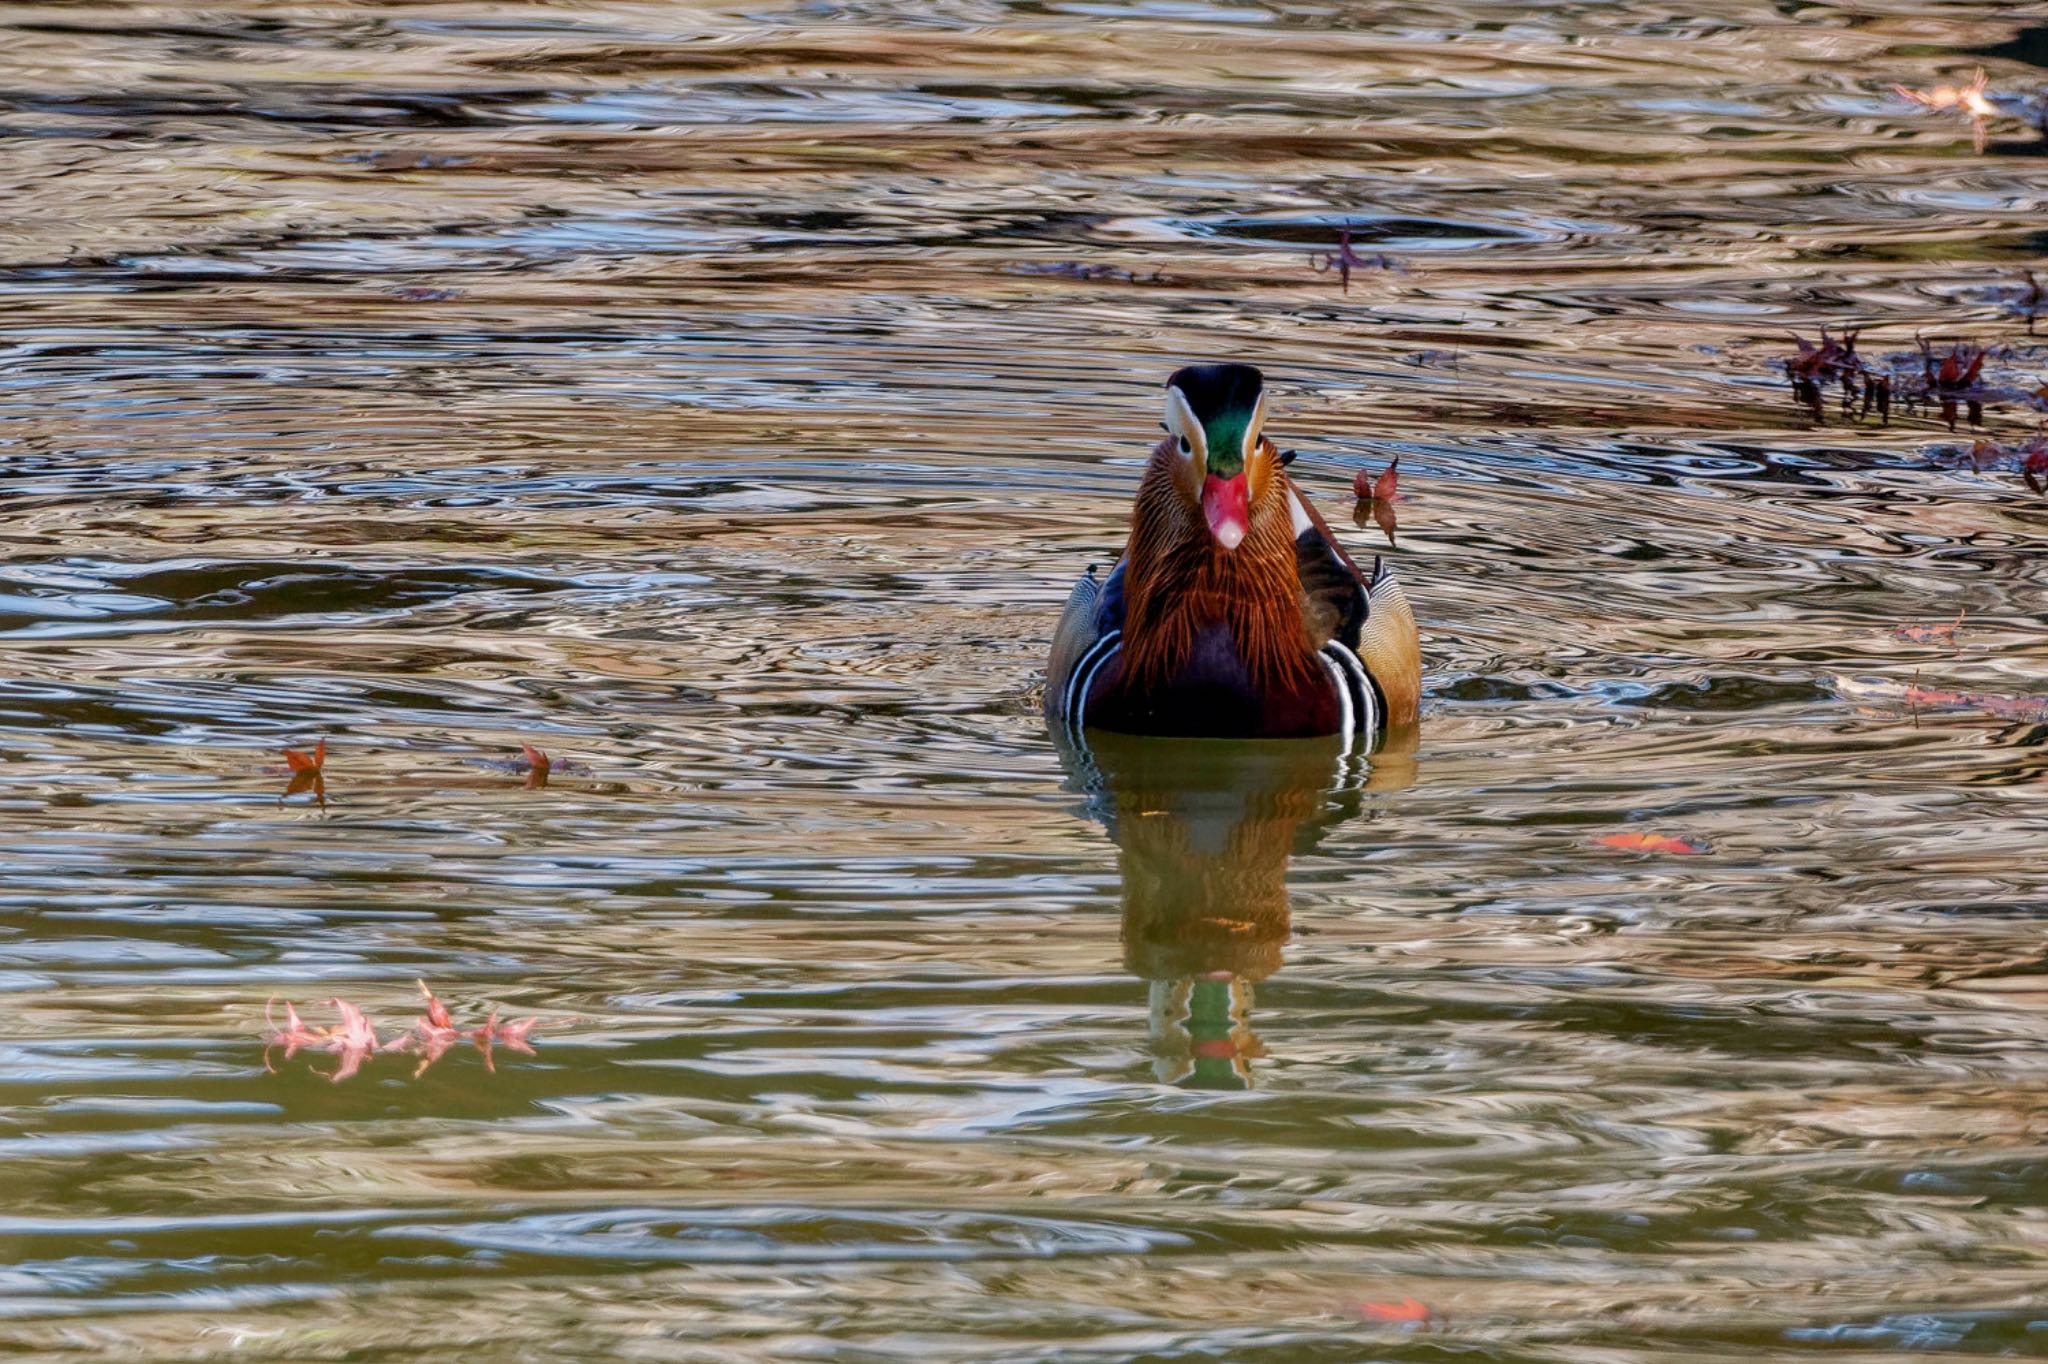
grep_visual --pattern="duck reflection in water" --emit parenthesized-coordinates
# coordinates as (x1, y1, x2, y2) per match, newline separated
(1060, 730, 1415, 1089)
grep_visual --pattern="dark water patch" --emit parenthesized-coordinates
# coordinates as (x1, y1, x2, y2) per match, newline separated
(0, 561, 575, 637)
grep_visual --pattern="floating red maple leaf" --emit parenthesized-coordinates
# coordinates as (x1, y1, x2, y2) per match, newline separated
(277, 739, 328, 808)
(471, 1011, 541, 1073)
(521, 741, 551, 790)
(1595, 832, 1708, 856)
(268, 983, 551, 1082)
(1355, 1297, 1431, 1323)
(1908, 337, 1992, 430)
(264, 995, 381, 1082)
(282, 739, 325, 773)
(1351, 458, 1401, 545)
(1781, 327, 1888, 423)
(1353, 456, 1400, 503)
(382, 981, 466, 1077)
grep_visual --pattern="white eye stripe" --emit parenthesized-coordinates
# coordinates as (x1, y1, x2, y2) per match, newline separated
(1162, 385, 1206, 467)
(1243, 391, 1268, 463)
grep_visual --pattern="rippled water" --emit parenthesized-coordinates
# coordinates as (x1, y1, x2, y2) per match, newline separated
(3, 1, 2048, 1358)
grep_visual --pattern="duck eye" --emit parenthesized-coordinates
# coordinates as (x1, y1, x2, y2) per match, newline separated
(1177, 436, 1192, 456)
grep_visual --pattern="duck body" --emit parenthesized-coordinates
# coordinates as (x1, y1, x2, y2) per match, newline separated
(1047, 364, 1419, 748)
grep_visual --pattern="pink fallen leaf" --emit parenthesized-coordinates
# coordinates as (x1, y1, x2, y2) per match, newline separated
(1837, 674, 2048, 722)
(418, 979, 456, 1034)
(1595, 831, 1708, 856)
(1902, 684, 2048, 720)
(382, 981, 465, 1077)
(264, 995, 380, 1082)
(267, 985, 553, 1081)
(384, 1025, 461, 1077)
(471, 1010, 544, 1072)
(1892, 610, 1965, 644)
(263, 997, 326, 1067)
(1309, 225, 1401, 292)
(323, 998, 381, 1082)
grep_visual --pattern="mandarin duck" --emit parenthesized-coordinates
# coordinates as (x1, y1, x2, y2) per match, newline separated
(1047, 363, 1420, 747)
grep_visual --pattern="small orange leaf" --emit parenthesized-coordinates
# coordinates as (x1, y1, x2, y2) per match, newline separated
(1596, 831, 1707, 855)
(282, 738, 326, 773)
(1357, 1297, 1430, 1323)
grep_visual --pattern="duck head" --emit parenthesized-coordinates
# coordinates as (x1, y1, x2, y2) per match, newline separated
(1161, 362, 1276, 553)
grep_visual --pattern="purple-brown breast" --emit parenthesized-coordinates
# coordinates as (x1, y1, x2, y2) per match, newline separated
(1086, 622, 1341, 739)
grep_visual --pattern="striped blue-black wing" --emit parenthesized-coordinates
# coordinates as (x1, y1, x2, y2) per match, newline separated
(1044, 559, 1125, 729)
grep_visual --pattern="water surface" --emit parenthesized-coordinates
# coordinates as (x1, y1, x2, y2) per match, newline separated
(2, 1, 2047, 1359)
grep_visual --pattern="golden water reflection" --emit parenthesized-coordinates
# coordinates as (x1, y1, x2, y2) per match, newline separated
(1068, 730, 1416, 1088)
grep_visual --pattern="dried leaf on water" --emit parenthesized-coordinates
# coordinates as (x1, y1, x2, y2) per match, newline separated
(1350, 458, 1402, 544)
(1781, 327, 1888, 424)
(1930, 433, 2048, 492)
(1353, 456, 1400, 503)
(282, 738, 326, 773)
(521, 741, 552, 790)
(1370, 496, 1397, 544)
(264, 995, 381, 1082)
(278, 739, 327, 808)
(1894, 68, 2000, 152)
(267, 983, 552, 1082)
(1836, 675, 2048, 723)
(1310, 225, 1401, 293)
(1354, 1298, 1431, 1323)
(325, 999, 381, 1082)
(1892, 610, 1965, 644)
(471, 1011, 542, 1073)
(1350, 490, 1397, 544)
(1595, 832, 1708, 856)
(1919, 337, 1988, 430)
(417, 979, 457, 1034)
